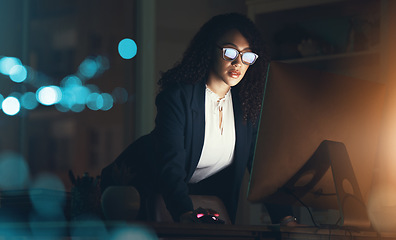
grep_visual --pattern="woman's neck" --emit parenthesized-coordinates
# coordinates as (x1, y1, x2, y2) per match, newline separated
(206, 79, 231, 99)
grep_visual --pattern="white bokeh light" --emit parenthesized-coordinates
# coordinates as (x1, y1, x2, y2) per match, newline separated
(2, 97, 21, 116)
(36, 86, 62, 106)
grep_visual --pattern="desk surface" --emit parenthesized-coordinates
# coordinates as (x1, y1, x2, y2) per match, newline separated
(149, 222, 393, 240)
(0, 221, 393, 240)
(0, 189, 394, 239)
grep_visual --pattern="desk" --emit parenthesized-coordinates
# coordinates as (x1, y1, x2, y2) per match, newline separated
(0, 189, 393, 239)
(150, 223, 393, 240)
(0, 221, 393, 240)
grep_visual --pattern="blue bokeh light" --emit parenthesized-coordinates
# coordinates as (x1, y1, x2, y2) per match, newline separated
(55, 104, 69, 112)
(110, 226, 158, 240)
(86, 93, 103, 111)
(21, 92, 39, 110)
(0, 228, 28, 239)
(9, 92, 22, 99)
(101, 93, 113, 111)
(118, 38, 137, 59)
(58, 89, 75, 110)
(0, 152, 30, 190)
(78, 58, 99, 79)
(36, 86, 62, 106)
(29, 173, 66, 218)
(86, 84, 100, 94)
(9, 64, 27, 83)
(74, 86, 91, 105)
(0, 94, 4, 109)
(2, 96, 20, 116)
(112, 87, 128, 104)
(59, 85, 90, 112)
(0, 57, 22, 75)
(0, 54, 125, 114)
(30, 71, 51, 88)
(71, 216, 109, 239)
(30, 215, 66, 239)
(61, 75, 82, 88)
(70, 103, 85, 113)
(96, 56, 110, 72)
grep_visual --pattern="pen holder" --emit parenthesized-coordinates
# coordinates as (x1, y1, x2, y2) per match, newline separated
(69, 171, 102, 220)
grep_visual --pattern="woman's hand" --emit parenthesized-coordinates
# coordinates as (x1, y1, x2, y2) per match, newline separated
(179, 208, 225, 224)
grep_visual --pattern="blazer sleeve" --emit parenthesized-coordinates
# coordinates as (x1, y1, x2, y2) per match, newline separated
(153, 84, 194, 221)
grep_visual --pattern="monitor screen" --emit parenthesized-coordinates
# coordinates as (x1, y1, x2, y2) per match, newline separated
(247, 62, 386, 222)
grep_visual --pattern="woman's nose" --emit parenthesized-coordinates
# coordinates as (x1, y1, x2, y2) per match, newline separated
(231, 55, 243, 66)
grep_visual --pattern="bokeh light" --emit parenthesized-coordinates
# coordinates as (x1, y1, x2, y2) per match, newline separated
(55, 104, 70, 112)
(70, 103, 85, 113)
(9, 92, 22, 99)
(73, 86, 90, 105)
(71, 216, 109, 239)
(78, 58, 99, 79)
(96, 55, 110, 72)
(61, 75, 82, 88)
(118, 38, 137, 59)
(86, 93, 103, 111)
(2, 96, 21, 116)
(58, 89, 76, 110)
(0, 55, 125, 115)
(101, 93, 113, 111)
(110, 225, 158, 240)
(30, 71, 51, 88)
(0, 94, 4, 109)
(0, 228, 30, 239)
(0, 152, 30, 190)
(36, 85, 62, 106)
(0, 57, 21, 75)
(59, 81, 90, 111)
(29, 173, 66, 218)
(30, 213, 66, 239)
(86, 84, 100, 93)
(112, 87, 128, 104)
(21, 92, 39, 110)
(9, 64, 27, 83)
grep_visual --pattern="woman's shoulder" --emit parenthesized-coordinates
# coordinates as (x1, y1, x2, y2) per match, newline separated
(157, 81, 200, 99)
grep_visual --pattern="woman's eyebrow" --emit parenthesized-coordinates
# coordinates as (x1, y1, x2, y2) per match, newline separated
(221, 42, 251, 51)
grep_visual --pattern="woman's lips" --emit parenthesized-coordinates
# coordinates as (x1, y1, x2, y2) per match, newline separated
(228, 70, 241, 78)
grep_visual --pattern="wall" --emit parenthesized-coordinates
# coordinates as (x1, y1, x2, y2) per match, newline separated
(155, 0, 247, 81)
(0, 1, 25, 153)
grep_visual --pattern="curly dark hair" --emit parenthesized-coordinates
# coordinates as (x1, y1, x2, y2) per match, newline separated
(158, 13, 269, 124)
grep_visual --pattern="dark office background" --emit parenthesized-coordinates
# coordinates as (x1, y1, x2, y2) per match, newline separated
(1, 0, 395, 229)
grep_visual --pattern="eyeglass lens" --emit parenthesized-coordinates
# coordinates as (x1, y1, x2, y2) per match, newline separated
(223, 48, 257, 65)
(224, 48, 238, 60)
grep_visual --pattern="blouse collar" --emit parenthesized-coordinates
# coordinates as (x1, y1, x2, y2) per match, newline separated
(205, 85, 231, 114)
(205, 85, 231, 101)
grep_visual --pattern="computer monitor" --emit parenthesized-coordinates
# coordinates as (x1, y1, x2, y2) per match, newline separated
(247, 61, 386, 228)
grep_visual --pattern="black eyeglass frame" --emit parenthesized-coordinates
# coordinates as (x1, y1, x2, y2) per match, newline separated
(217, 46, 259, 65)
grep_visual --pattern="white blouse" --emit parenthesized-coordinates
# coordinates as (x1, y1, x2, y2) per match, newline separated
(189, 86, 236, 183)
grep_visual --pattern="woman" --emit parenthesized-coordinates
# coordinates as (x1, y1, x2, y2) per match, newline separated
(101, 13, 269, 224)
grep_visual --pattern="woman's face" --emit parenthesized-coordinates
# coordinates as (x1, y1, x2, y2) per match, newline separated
(208, 29, 251, 89)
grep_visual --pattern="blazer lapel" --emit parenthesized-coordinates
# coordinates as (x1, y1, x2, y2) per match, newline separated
(188, 81, 206, 179)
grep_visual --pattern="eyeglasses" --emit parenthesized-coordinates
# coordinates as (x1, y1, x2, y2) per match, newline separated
(218, 46, 259, 65)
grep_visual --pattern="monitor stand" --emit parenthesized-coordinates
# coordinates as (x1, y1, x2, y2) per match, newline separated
(325, 140, 371, 229)
(265, 140, 372, 230)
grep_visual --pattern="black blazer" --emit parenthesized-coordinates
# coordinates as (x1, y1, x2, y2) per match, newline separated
(101, 80, 258, 223)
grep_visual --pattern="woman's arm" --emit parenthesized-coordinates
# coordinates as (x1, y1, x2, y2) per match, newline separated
(153, 84, 194, 221)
